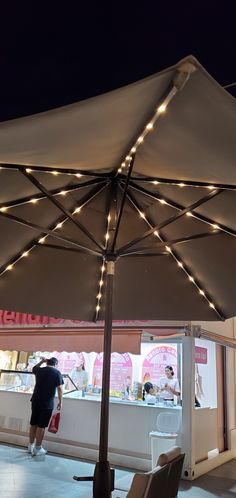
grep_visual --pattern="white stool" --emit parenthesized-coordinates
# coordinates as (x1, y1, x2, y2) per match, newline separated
(149, 412, 180, 469)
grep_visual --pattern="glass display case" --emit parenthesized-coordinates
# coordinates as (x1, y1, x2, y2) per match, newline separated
(0, 369, 77, 396)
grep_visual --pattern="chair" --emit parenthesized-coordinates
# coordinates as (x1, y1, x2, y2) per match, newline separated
(149, 412, 180, 469)
(125, 464, 169, 498)
(157, 447, 185, 498)
(119, 446, 184, 498)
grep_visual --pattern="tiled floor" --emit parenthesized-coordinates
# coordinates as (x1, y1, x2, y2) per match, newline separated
(0, 443, 235, 497)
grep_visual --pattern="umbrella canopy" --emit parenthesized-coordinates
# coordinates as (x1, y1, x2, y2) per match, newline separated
(0, 55, 236, 322)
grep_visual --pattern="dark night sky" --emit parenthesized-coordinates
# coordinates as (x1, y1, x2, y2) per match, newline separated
(1, 3, 236, 121)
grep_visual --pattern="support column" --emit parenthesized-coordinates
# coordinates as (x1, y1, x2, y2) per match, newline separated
(182, 332, 196, 479)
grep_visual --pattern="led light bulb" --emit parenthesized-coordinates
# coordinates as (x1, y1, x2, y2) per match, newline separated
(59, 191, 67, 196)
(154, 231, 159, 237)
(22, 251, 29, 257)
(26, 168, 32, 173)
(131, 147, 136, 153)
(152, 180, 159, 185)
(73, 207, 81, 214)
(137, 136, 144, 144)
(30, 198, 38, 204)
(56, 222, 63, 229)
(159, 199, 166, 204)
(75, 173, 82, 178)
(96, 305, 100, 312)
(105, 233, 109, 241)
(52, 171, 59, 176)
(165, 246, 171, 252)
(188, 276, 194, 282)
(146, 122, 153, 130)
(158, 104, 167, 113)
(199, 289, 205, 296)
(118, 168, 122, 173)
(6, 264, 13, 270)
(97, 293, 102, 299)
(99, 280, 103, 286)
(186, 212, 193, 217)
(178, 183, 186, 187)
(178, 261, 183, 268)
(38, 237, 46, 244)
(140, 212, 145, 219)
(211, 224, 220, 229)
(101, 265, 105, 272)
(0, 207, 8, 212)
(209, 302, 215, 309)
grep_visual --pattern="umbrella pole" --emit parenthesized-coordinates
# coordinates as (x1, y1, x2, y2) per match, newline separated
(93, 259, 115, 498)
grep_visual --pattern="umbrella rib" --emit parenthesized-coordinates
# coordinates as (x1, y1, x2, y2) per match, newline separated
(130, 175, 236, 192)
(122, 188, 225, 320)
(0, 178, 107, 210)
(110, 156, 135, 252)
(21, 168, 105, 251)
(117, 183, 222, 253)
(0, 182, 106, 277)
(121, 230, 220, 256)
(0, 210, 103, 255)
(0, 163, 112, 179)
(36, 242, 100, 257)
(128, 182, 236, 239)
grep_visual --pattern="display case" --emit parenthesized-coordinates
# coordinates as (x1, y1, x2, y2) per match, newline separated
(0, 369, 77, 396)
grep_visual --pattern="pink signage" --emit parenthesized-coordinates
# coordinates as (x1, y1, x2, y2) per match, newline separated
(52, 351, 85, 374)
(142, 345, 177, 384)
(92, 352, 133, 392)
(195, 346, 207, 364)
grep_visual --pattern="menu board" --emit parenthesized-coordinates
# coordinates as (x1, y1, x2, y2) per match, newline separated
(92, 352, 133, 392)
(51, 351, 85, 374)
(142, 345, 177, 384)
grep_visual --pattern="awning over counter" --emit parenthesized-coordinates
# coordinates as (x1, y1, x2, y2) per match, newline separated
(0, 328, 142, 354)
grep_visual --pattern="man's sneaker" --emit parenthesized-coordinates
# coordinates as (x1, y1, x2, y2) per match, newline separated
(28, 443, 34, 455)
(33, 446, 47, 456)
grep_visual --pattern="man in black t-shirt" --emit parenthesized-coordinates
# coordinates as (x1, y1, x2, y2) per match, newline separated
(28, 357, 64, 456)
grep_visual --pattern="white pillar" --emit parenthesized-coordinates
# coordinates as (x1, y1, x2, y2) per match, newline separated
(181, 333, 196, 479)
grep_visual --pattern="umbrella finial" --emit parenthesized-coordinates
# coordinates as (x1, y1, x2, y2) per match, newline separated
(174, 61, 197, 90)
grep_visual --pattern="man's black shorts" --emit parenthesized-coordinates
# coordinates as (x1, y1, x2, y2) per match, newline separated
(30, 404, 53, 428)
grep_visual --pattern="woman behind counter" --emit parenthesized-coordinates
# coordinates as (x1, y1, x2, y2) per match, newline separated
(70, 362, 89, 391)
(158, 365, 180, 401)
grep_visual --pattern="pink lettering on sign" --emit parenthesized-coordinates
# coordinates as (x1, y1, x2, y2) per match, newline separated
(142, 345, 177, 384)
(195, 346, 207, 364)
(92, 352, 133, 392)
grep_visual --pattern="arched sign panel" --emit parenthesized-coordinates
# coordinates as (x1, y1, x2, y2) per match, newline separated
(142, 345, 177, 384)
(52, 351, 85, 374)
(92, 352, 133, 393)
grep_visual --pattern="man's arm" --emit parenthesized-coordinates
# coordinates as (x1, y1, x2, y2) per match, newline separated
(57, 385, 63, 411)
(32, 358, 47, 373)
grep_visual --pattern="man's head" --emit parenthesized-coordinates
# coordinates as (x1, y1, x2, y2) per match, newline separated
(47, 357, 58, 367)
(144, 381, 154, 394)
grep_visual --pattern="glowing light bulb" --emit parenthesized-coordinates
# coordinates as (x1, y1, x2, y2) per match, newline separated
(199, 289, 205, 296)
(105, 233, 109, 241)
(30, 198, 38, 204)
(207, 185, 215, 190)
(211, 224, 220, 229)
(159, 199, 167, 204)
(6, 264, 13, 271)
(22, 251, 29, 257)
(118, 168, 122, 173)
(52, 171, 59, 176)
(137, 136, 144, 144)
(38, 237, 46, 244)
(0, 207, 8, 212)
(107, 214, 111, 222)
(101, 265, 105, 272)
(178, 261, 183, 268)
(99, 279, 104, 286)
(97, 293, 102, 299)
(154, 231, 159, 237)
(158, 104, 167, 113)
(146, 122, 153, 130)
(121, 162, 125, 167)
(186, 212, 193, 217)
(152, 180, 159, 185)
(189, 276, 194, 282)
(56, 222, 63, 229)
(73, 207, 81, 214)
(178, 183, 185, 187)
(131, 147, 136, 153)
(59, 191, 67, 196)
(140, 212, 146, 219)
(26, 168, 32, 173)
(96, 305, 100, 312)
(209, 302, 215, 309)
(75, 173, 82, 178)
(165, 246, 171, 252)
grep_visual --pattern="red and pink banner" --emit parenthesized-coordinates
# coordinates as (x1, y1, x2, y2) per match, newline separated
(195, 346, 207, 364)
(92, 352, 133, 392)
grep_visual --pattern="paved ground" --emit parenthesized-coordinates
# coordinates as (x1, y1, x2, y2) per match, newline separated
(0, 443, 235, 497)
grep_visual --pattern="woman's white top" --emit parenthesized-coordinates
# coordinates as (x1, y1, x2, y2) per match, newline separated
(70, 369, 89, 389)
(158, 377, 180, 399)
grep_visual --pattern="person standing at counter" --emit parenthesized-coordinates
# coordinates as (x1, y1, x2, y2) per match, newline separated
(28, 357, 64, 456)
(159, 365, 180, 401)
(70, 362, 88, 391)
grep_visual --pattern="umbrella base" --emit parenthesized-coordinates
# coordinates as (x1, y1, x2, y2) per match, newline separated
(73, 461, 114, 498)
